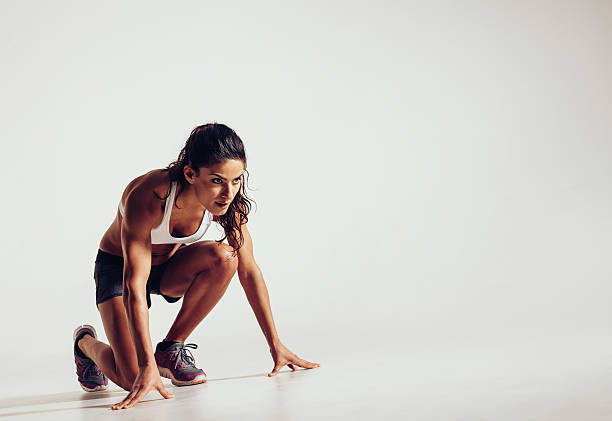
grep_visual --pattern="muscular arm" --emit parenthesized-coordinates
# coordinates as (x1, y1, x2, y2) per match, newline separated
(120, 188, 159, 367)
(227, 219, 319, 375)
(233, 224, 280, 348)
(111, 184, 174, 410)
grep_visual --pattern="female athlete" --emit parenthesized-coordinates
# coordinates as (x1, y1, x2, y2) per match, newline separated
(72, 123, 319, 410)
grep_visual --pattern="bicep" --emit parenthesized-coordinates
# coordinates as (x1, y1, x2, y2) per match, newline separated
(120, 193, 156, 293)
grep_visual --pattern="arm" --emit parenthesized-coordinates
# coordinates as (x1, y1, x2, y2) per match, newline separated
(229, 221, 320, 376)
(234, 223, 280, 348)
(120, 193, 156, 368)
(112, 187, 173, 410)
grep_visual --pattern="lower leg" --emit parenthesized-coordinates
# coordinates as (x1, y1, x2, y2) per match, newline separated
(164, 266, 234, 342)
(78, 335, 127, 390)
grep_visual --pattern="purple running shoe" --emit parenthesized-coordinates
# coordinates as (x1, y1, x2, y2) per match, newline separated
(73, 324, 108, 392)
(155, 342, 207, 386)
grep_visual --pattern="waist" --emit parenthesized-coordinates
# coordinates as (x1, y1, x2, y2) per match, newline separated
(96, 244, 186, 266)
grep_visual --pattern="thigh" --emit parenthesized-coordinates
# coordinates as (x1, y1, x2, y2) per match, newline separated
(98, 296, 139, 388)
(158, 240, 236, 298)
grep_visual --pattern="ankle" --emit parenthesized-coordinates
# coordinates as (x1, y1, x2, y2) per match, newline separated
(157, 339, 181, 352)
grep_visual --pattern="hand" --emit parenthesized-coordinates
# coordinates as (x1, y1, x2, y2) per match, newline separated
(268, 342, 320, 377)
(112, 364, 175, 410)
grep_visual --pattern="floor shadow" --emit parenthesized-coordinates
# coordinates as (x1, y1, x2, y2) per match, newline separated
(0, 403, 112, 418)
(206, 368, 307, 383)
(0, 390, 123, 411)
(0, 395, 174, 418)
(206, 372, 269, 382)
(0, 370, 304, 416)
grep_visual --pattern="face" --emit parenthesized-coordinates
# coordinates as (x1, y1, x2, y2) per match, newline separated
(183, 159, 245, 216)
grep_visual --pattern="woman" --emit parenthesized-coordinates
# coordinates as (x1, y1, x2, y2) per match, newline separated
(73, 123, 319, 410)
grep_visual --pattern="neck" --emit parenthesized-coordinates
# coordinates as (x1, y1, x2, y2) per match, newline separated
(175, 182, 205, 212)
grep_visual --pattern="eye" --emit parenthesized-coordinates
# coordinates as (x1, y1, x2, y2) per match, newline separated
(232, 179, 241, 184)
(212, 178, 223, 184)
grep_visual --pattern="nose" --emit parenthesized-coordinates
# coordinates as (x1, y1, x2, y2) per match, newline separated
(230, 183, 240, 200)
(221, 182, 240, 201)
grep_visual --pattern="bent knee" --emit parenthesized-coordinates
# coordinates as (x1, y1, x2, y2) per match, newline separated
(208, 242, 239, 271)
(188, 242, 238, 280)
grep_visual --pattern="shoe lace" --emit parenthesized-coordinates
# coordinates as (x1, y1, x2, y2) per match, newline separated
(173, 343, 198, 370)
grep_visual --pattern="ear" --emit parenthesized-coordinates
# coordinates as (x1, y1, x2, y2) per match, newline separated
(183, 165, 197, 184)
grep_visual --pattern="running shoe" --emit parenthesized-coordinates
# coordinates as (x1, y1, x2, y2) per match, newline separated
(155, 342, 207, 386)
(73, 324, 109, 392)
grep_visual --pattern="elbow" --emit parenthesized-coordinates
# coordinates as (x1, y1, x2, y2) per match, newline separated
(238, 266, 262, 287)
(122, 278, 147, 309)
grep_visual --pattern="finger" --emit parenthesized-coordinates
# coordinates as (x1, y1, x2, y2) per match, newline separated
(112, 390, 136, 410)
(296, 359, 320, 369)
(288, 364, 297, 371)
(268, 363, 283, 377)
(124, 387, 148, 409)
(115, 389, 140, 410)
(115, 385, 144, 410)
(158, 385, 175, 400)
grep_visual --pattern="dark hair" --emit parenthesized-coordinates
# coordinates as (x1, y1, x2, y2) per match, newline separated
(162, 122, 255, 254)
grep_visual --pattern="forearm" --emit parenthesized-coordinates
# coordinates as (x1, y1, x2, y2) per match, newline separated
(123, 282, 155, 367)
(240, 271, 281, 348)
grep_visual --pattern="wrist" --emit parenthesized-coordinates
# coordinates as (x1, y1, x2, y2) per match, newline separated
(270, 338, 283, 350)
(138, 358, 157, 369)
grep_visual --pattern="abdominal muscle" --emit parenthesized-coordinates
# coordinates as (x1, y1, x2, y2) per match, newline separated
(98, 212, 181, 266)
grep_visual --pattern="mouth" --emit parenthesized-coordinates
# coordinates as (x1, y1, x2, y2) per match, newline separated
(215, 201, 231, 208)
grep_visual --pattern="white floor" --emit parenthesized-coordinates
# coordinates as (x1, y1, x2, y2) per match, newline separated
(1, 331, 612, 420)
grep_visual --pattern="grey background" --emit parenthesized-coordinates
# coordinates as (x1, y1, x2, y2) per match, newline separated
(0, 1, 611, 419)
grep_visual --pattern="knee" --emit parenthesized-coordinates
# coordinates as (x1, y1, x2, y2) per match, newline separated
(190, 242, 238, 285)
(207, 243, 239, 276)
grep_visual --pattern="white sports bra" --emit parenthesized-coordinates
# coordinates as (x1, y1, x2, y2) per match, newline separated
(118, 181, 213, 244)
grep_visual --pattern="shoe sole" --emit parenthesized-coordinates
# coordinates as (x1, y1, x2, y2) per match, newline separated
(74, 324, 108, 392)
(80, 384, 108, 392)
(73, 324, 98, 342)
(158, 367, 207, 386)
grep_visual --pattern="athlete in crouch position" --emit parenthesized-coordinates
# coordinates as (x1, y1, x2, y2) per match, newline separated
(73, 123, 319, 410)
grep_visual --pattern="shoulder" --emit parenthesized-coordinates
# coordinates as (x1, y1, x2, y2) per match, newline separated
(213, 210, 250, 249)
(121, 169, 171, 226)
(214, 210, 257, 276)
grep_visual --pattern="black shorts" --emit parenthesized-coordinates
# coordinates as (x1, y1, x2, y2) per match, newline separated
(94, 246, 186, 308)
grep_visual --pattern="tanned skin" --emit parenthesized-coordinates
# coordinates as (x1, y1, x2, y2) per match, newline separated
(77, 159, 319, 410)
